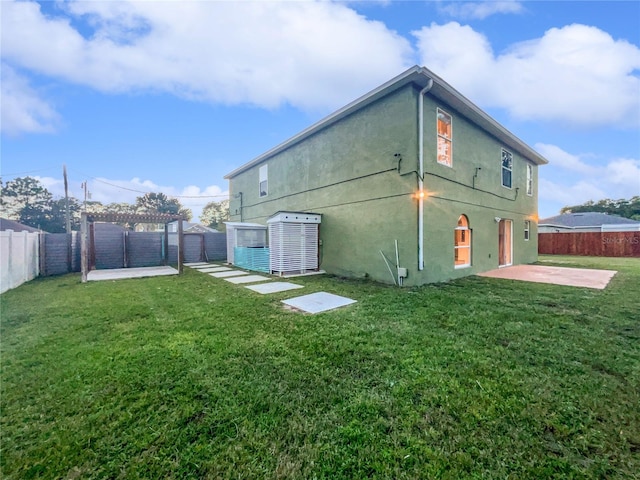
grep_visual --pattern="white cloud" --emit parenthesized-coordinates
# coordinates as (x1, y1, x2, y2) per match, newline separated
(537, 143, 640, 214)
(37, 175, 228, 223)
(414, 22, 640, 128)
(1, 0, 413, 113)
(0, 64, 60, 135)
(438, 1, 524, 20)
(534, 143, 597, 175)
(539, 178, 607, 207)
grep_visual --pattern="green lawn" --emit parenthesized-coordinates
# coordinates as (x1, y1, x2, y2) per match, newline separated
(1, 256, 639, 479)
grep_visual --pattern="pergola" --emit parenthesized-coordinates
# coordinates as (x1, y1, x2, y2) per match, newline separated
(81, 212, 185, 283)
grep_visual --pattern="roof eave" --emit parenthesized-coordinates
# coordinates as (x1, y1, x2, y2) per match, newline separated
(225, 66, 548, 179)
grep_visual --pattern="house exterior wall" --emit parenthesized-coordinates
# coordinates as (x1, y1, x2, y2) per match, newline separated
(229, 85, 420, 283)
(228, 83, 540, 285)
(414, 96, 539, 284)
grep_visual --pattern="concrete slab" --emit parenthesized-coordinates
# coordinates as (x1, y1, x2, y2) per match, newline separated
(196, 266, 230, 273)
(224, 275, 271, 284)
(87, 266, 179, 281)
(209, 271, 249, 278)
(282, 292, 356, 314)
(246, 282, 304, 294)
(192, 264, 220, 269)
(478, 264, 617, 289)
(185, 262, 208, 267)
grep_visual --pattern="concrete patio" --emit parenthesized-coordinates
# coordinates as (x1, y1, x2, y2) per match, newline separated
(87, 266, 179, 281)
(478, 264, 617, 289)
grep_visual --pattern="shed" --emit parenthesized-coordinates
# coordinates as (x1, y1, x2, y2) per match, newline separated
(267, 212, 321, 276)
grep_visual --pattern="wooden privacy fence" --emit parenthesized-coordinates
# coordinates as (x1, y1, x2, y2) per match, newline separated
(539, 232, 640, 257)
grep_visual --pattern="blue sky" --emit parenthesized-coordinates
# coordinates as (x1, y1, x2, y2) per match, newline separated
(1, 0, 639, 222)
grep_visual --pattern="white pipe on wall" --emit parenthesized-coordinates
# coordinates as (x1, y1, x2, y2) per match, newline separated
(418, 78, 433, 271)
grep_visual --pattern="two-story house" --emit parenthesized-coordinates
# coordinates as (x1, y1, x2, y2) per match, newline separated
(224, 66, 547, 285)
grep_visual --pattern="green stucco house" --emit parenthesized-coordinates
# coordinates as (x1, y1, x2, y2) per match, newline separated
(224, 66, 548, 286)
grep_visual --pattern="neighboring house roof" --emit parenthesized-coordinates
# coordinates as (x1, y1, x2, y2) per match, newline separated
(539, 212, 640, 228)
(225, 65, 548, 179)
(168, 220, 218, 233)
(0, 218, 42, 233)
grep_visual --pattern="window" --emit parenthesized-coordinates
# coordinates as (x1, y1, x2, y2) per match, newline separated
(524, 220, 530, 241)
(437, 109, 452, 167)
(526, 164, 533, 196)
(259, 164, 268, 197)
(454, 215, 471, 268)
(501, 149, 513, 188)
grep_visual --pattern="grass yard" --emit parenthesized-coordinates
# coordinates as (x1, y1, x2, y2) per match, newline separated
(1, 255, 639, 479)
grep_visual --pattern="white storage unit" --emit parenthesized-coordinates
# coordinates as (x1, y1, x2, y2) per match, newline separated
(268, 212, 321, 276)
(224, 222, 267, 264)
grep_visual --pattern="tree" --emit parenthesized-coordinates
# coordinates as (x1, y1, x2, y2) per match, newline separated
(561, 196, 640, 220)
(200, 199, 229, 230)
(134, 192, 191, 220)
(134, 192, 191, 231)
(40, 198, 81, 233)
(1, 177, 54, 229)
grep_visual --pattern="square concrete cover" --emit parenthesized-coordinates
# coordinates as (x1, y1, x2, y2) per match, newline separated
(478, 265, 617, 289)
(282, 292, 357, 314)
(224, 274, 271, 284)
(246, 282, 304, 294)
(209, 270, 249, 278)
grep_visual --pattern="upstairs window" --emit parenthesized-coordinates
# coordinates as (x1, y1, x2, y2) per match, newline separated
(437, 109, 452, 167)
(259, 164, 268, 197)
(454, 215, 471, 268)
(526, 164, 533, 196)
(501, 149, 513, 188)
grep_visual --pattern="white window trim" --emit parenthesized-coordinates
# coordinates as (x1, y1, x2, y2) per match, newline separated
(524, 220, 530, 241)
(437, 108, 453, 168)
(454, 216, 471, 269)
(501, 148, 513, 189)
(526, 164, 533, 196)
(259, 164, 268, 198)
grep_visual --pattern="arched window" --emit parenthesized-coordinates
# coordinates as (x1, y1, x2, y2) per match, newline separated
(454, 215, 471, 268)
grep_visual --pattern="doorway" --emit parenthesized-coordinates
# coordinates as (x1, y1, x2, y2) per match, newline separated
(498, 219, 512, 267)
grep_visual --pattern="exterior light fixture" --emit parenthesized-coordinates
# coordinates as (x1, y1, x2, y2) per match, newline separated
(414, 190, 427, 199)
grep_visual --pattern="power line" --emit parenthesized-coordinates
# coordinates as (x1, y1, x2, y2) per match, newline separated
(1, 166, 58, 176)
(78, 173, 229, 199)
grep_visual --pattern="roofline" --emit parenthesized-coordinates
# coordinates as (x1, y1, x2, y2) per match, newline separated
(224, 65, 548, 179)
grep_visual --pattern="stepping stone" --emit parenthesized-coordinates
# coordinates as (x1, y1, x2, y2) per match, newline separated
(245, 282, 304, 294)
(197, 266, 230, 273)
(185, 262, 208, 267)
(209, 271, 249, 278)
(192, 263, 219, 269)
(224, 275, 271, 284)
(282, 292, 356, 314)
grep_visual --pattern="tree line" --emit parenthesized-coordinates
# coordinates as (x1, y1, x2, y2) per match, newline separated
(0, 176, 229, 233)
(560, 196, 640, 221)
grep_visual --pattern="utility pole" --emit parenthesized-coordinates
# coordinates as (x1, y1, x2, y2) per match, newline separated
(63, 164, 71, 233)
(81, 181, 90, 211)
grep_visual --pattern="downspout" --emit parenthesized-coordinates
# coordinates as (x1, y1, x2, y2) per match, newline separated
(418, 78, 433, 271)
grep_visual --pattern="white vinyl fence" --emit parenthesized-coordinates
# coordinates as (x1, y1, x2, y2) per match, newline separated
(0, 230, 40, 294)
